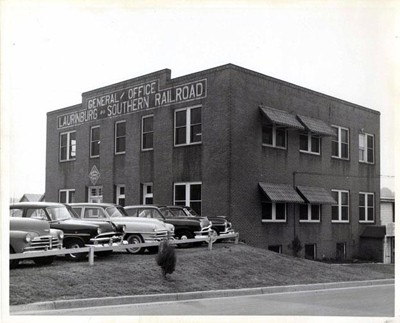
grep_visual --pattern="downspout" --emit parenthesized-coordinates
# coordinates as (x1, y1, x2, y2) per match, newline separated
(293, 171, 297, 239)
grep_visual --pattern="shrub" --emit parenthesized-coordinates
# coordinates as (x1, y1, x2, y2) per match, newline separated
(156, 240, 177, 278)
(288, 236, 303, 257)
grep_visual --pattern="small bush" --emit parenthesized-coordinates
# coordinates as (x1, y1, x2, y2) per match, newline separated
(156, 240, 177, 278)
(288, 236, 303, 257)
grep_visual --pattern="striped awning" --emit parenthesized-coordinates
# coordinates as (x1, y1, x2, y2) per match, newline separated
(297, 115, 336, 136)
(259, 183, 305, 203)
(259, 105, 305, 130)
(296, 185, 336, 204)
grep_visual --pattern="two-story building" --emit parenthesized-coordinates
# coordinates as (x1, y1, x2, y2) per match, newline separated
(46, 64, 381, 260)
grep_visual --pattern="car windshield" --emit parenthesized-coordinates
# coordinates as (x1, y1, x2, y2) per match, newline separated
(159, 207, 176, 218)
(46, 206, 73, 221)
(184, 207, 198, 216)
(106, 206, 128, 218)
(170, 208, 188, 217)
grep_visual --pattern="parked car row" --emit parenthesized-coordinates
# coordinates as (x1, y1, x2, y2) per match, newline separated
(9, 202, 235, 268)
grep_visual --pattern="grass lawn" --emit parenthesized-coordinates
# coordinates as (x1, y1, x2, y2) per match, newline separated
(10, 242, 394, 305)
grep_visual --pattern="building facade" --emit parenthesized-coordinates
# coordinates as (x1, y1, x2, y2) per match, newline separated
(46, 64, 381, 260)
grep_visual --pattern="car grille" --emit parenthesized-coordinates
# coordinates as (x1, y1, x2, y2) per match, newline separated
(151, 231, 169, 239)
(24, 235, 62, 252)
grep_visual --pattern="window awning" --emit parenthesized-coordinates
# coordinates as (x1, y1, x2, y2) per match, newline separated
(296, 185, 336, 204)
(259, 105, 305, 130)
(259, 182, 305, 203)
(360, 226, 386, 239)
(297, 114, 336, 136)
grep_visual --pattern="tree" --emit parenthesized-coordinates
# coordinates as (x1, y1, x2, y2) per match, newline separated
(288, 236, 303, 257)
(156, 239, 177, 278)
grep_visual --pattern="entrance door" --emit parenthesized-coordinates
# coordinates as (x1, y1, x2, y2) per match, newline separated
(305, 244, 316, 260)
(88, 186, 103, 203)
(336, 242, 346, 260)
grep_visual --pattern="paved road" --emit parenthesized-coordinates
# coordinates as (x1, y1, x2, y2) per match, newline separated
(17, 284, 394, 316)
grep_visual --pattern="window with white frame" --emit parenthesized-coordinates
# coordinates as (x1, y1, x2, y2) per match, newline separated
(142, 183, 153, 205)
(299, 204, 321, 222)
(142, 115, 154, 151)
(115, 121, 126, 154)
(262, 202, 286, 222)
(332, 190, 349, 222)
(88, 186, 103, 203)
(60, 131, 76, 161)
(59, 189, 75, 203)
(332, 126, 349, 159)
(90, 126, 100, 158)
(299, 133, 320, 154)
(116, 185, 125, 206)
(174, 106, 202, 146)
(174, 182, 202, 215)
(359, 133, 374, 164)
(359, 192, 374, 222)
(262, 125, 287, 149)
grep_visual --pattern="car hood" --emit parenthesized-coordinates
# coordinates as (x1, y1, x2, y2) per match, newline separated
(111, 217, 171, 231)
(77, 219, 116, 233)
(10, 218, 51, 236)
(49, 219, 99, 232)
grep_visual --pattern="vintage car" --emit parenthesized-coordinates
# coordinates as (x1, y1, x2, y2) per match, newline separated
(124, 205, 212, 248)
(10, 217, 64, 269)
(10, 202, 123, 261)
(167, 205, 235, 243)
(69, 203, 175, 254)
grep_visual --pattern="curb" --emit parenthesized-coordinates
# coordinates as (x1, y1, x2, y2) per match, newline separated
(10, 279, 394, 314)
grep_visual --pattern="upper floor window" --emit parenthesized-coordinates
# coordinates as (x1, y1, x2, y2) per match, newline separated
(174, 106, 202, 146)
(262, 202, 286, 222)
(115, 121, 126, 154)
(262, 125, 287, 149)
(359, 192, 374, 223)
(174, 182, 202, 215)
(299, 133, 320, 155)
(299, 204, 321, 222)
(59, 189, 75, 203)
(332, 189, 349, 223)
(142, 183, 153, 205)
(359, 133, 374, 164)
(90, 126, 100, 158)
(332, 126, 349, 159)
(60, 131, 76, 161)
(142, 115, 154, 151)
(115, 185, 125, 206)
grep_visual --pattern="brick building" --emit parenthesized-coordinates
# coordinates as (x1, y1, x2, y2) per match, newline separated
(46, 64, 381, 260)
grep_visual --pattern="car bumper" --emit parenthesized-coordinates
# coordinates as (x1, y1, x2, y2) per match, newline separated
(194, 227, 212, 239)
(89, 232, 124, 245)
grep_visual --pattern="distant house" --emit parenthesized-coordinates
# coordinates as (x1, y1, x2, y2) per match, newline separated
(19, 193, 45, 202)
(381, 188, 395, 264)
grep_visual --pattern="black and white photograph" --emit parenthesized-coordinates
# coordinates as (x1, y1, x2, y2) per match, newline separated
(1, 0, 397, 322)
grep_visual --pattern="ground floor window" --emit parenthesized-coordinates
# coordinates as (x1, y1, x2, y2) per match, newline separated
(174, 182, 202, 215)
(299, 204, 321, 222)
(142, 183, 153, 205)
(262, 202, 286, 222)
(59, 189, 75, 203)
(115, 185, 125, 206)
(88, 186, 103, 203)
(336, 242, 346, 260)
(304, 244, 317, 260)
(268, 245, 282, 253)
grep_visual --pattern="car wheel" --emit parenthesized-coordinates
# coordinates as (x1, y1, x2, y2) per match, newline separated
(126, 234, 144, 254)
(10, 246, 19, 269)
(33, 256, 56, 266)
(209, 229, 219, 244)
(96, 250, 113, 257)
(177, 230, 194, 248)
(65, 239, 86, 261)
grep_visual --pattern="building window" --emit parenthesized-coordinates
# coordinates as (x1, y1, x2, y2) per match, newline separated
(90, 126, 100, 158)
(299, 204, 321, 222)
(60, 131, 76, 161)
(262, 125, 287, 149)
(359, 133, 374, 164)
(332, 190, 349, 222)
(88, 186, 103, 203)
(142, 115, 154, 151)
(268, 245, 282, 253)
(59, 189, 75, 203)
(261, 202, 286, 222)
(142, 183, 153, 205)
(115, 121, 126, 154)
(332, 126, 349, 159)
(174, 182, 202, 215)
(304, 244, 317, 260)
(359, 192, 374, 223)
(174, 106, 202, 146)
(116, 185, 125, 206)
(336, 242, 346, 260)
(299, 133, 320, 154)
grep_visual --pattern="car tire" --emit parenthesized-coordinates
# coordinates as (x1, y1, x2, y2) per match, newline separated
(33, 256, 56, 266)
(126, 234, 145, 254)
(177, 230, 194, 248)
(10, 246, 19, 269)
(65, 239, 86, 261)
(96, 250, 113, 257)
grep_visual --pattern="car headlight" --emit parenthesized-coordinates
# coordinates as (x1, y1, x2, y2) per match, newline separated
(58, 231, 64, 240)
(122, 225, 126, 232)
(199, 221, 203, 228)
(24, 234, 32, 243)
(97, 227, 102, 235)
(153, 225, 157, 232)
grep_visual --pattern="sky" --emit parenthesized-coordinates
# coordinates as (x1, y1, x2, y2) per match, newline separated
(1, 0, 397, 201)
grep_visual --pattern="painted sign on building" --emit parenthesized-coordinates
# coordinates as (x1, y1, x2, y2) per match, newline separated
(57, 79, 207, 129)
